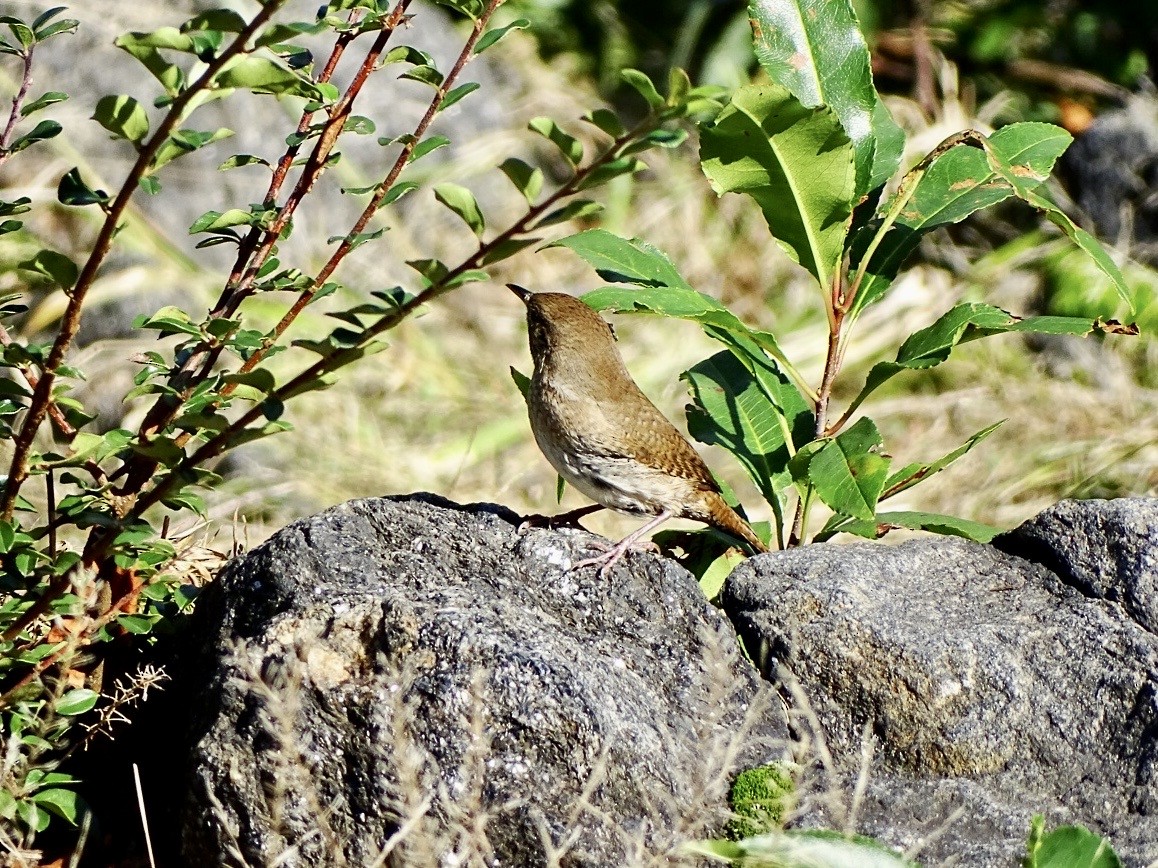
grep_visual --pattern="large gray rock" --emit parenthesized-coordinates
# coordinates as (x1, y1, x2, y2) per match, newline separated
(182, 494, 778, 867)
(722, 498, 1158, 866)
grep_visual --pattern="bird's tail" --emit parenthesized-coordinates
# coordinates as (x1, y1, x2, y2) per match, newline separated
(704, 492, 768, 554)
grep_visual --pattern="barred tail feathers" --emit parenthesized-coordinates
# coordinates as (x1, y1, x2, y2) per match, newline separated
(703, 491, 768, 554)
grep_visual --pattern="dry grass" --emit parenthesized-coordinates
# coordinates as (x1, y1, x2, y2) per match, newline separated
(0, 1, 1150, 551)
(196, 623, 781, 867)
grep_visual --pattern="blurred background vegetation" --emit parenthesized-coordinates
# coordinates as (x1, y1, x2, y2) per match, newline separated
(0, 0, 1154, 552)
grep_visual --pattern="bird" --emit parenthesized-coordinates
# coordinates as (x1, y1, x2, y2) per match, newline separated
(508, 284, 767, 576)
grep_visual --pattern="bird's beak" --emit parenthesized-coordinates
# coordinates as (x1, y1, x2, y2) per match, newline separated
(507, 283, 531, 303)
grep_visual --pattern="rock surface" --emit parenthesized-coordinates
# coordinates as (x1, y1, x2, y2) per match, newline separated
(181, 494, 777, 866)
(723, 498, 1158, 866)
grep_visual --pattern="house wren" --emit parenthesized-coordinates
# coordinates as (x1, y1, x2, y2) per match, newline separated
(509, 284, 767, 575)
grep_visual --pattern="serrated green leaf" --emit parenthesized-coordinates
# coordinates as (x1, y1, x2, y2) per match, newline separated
(1023, 189, 1132, 311)
(700, 82, 855, 292)
(1026, 822, 1123, 868)
(844, 303, 1134, 419)
(554, 229, 691, 288)
(749, 0, 903, 195)
(820, 510, 1002, 543)
(805, 417, 889, 520)
(851, 123, 1074, 316)
(881, 421, 1002, 501)
(684, 350, 806, 540)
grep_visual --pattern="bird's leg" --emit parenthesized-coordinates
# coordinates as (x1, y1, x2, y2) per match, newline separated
(517, 503, 604, 533)
(573, 510, 674, 579)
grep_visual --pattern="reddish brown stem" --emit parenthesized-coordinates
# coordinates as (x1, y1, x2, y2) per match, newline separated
(790, 289, 846, 545)
(117, 2, 414, 490)
(0, 45, 34, 166)
(231, 0, 499, 382)
(0, 1, 289, 522)
(131, 110, 659, 518)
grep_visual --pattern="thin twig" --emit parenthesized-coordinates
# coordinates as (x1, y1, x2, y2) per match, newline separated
(0, 1, 290, 522)
(0, 44, 34, 167)
(114, 1, 414, 492)
(133, 763, 157, 868)
(130, 110, 663, 518)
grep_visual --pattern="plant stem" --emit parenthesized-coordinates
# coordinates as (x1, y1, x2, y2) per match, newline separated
(131, 112, 661, 518)
(0, 44, 34, 165)
(0, 1, 289, 523)
(790, 293, 845, 545)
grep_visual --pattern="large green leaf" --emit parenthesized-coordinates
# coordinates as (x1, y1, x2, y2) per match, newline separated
(881, 421, 1002, 501)
(843, 302, 1136, 419)
(797, 416, 889, 520)
(851, 123, 1073, 316)
(819, 510, 1001, 543)
(748, 0, 903, 195)
(700, 83, 855, 293)
(553, 229, 693, 290)
(1026, 817, 1123, 868)
(683, 350, 799, 539)
(582, 283, 790, 368)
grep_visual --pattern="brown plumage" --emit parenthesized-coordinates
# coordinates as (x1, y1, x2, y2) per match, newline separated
(509, 285, 766, 575)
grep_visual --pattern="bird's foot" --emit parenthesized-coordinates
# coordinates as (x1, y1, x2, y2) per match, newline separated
(569, 509, 675, 579)
(516, 504, 604, 534)
(571, 535, 660, 578)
